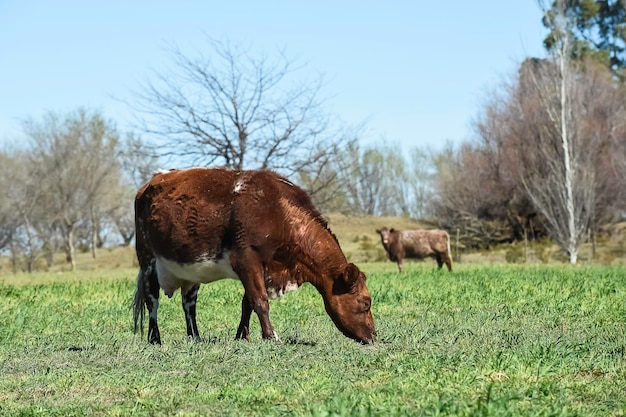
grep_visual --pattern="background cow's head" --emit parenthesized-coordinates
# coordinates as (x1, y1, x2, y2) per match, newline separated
(375, 227, 394, 246)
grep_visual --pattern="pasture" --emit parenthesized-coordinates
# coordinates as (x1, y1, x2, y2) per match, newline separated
(1, 263, 625, 416)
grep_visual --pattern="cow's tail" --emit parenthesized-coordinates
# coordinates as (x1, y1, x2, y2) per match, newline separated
(446, 231, 453, 270)
(132, 269, 146, 336)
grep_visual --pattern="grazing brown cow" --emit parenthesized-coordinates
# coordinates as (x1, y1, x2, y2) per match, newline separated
(375, 227, 452, 273)
(132, 167, 376, 344)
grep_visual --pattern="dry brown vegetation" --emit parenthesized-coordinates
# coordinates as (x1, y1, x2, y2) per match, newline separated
(1, 215, 624, 277)
(327, 214, 626, 266)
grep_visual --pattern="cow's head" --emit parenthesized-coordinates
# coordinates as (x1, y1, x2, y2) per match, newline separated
(323, 263, 376, 344)
(375, 227, 393, 246)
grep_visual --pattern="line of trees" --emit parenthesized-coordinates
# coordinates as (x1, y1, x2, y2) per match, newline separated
(432, 0, 626, 262)
(2, 0, 626, 271)
(0, 109, 157, 271)
(0, 118, 433, 272)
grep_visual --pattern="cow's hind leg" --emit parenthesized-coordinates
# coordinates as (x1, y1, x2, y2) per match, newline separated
(133, 261, 162, 344)
(182, 284, 201, 341)
(144, 262, 162, 344)
(235, 293, 253, 341)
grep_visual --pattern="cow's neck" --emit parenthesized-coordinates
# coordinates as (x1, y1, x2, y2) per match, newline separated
(294, 224, 346, 289)
(278, 199, 346, 288)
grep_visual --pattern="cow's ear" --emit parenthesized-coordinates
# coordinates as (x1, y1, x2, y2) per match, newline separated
(343, 263, 363, 285)
(334, 263, 364, 294)
(336, 263, 361, 289)
(375, 229, 380, 234)
(390, 228, 395, 233)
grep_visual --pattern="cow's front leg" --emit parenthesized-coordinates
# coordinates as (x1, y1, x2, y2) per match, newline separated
(181, 284, 201, 341)
(235, 293, 252, 341)
(435, 254, 444, 269)
(397, 251, 405, 273)
(232, 249, 278, 341)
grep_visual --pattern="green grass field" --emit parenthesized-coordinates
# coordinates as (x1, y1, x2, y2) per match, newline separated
(1, 263, 625, 416)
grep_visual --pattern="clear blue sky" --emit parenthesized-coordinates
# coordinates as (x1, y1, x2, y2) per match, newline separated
(0, 1, 547, 152)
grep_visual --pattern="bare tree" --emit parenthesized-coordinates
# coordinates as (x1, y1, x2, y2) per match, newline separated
(433, 54, 626, 254)
(0, 150, 41, 271)
(295, 129, 361, 213)
(330, 141, 410, 216)
(100, 175, 137, 248)
(24, 108, 122, 269)
(429, 143, 522, 248)
(578, 61, 626, 229)
(0, 151, 21, 253)
(117, 132, 159, 188)
(7, 151, 45, 272)
(104, 132, 160, 247)
(407, 147, 436, 219)
(507, 1, 594, 263)
(429, 2, 626, 254)
(131, 38, 351, 184)
(0, 147, 63, 272)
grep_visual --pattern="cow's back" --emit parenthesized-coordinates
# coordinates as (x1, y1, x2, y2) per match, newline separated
(399, 230, 433, 257)
(398, 230, 449, 257)
(426, 230, 450, 254)
(135, 168, 238, 266)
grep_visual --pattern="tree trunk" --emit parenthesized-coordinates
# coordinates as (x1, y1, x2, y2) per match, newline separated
(43, 235, 54, 267)
(64, 224, 76, 271)
(90, 207, 99, 259)
(559, 50, 577, 265)
(9, 239, 18, 274)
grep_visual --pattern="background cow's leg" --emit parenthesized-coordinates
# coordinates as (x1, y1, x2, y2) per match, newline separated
(235, 293, 252, 341)
(144, 264, 162, 344)
(397, 250, 405, 273)
(232, 249, 278, 340)
(181, 284, 201, 341)
(435, 253, 444, 269)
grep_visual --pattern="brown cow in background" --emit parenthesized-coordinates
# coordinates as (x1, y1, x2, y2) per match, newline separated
(376, 227, 452, 273)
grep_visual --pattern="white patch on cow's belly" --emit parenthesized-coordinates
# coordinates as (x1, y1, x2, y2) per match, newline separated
(266, 280, 300, 300)
(155, 252, 239, 297)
